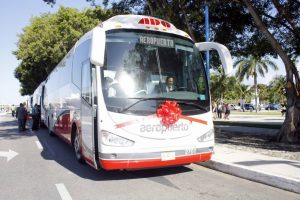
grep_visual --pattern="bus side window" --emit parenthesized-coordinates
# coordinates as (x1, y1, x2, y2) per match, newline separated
(72, 40, 91, 89)
(81, 61, 92, 105)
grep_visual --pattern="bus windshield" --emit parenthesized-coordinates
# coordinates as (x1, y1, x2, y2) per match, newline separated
(101, 30, 209, 115)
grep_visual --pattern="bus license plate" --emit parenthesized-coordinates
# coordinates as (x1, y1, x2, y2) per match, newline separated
(161, 152, 175, 161)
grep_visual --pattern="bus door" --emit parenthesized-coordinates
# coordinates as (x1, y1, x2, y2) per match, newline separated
(81, 61, 98, 168)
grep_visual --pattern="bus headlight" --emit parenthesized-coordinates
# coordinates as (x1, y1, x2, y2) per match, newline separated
(101, 130, 134, 147)
(197, 129, 214, 142)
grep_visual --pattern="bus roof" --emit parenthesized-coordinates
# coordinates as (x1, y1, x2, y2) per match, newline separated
(99, 15, 192, 40)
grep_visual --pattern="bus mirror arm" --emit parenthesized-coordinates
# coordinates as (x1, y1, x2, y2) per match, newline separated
(195, 42, 233, 75)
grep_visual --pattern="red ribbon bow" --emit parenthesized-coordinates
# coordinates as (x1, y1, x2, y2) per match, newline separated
(156, 101, 182, 126)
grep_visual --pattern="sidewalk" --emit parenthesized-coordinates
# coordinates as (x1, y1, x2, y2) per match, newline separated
(197, 120, 300, 194)
(198, 145, 300, 194)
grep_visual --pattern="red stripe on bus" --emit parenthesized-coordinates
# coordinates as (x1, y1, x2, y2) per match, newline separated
(99, 152, 212, 170)
(179, 115, 208, 125)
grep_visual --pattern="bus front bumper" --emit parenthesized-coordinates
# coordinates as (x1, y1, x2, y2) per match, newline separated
(99, 149, 212, 170)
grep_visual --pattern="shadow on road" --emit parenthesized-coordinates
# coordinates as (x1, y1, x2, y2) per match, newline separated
(0, 115, 35, 140)
(34, 128, 192, 182)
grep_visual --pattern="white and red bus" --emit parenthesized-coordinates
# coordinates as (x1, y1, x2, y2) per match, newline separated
(37, 15, 232, 170)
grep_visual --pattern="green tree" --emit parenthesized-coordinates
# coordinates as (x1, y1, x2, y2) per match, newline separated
(234, 56, 278, 112)
(257, 83, 269, 104)
(223, 76, 240, 101)
(241, 0, 300, 142)
(14, 6, 113, 95)
(269, 75, 287, 104)
(237, 84, 252, 102)
(210, 69, 237, 102)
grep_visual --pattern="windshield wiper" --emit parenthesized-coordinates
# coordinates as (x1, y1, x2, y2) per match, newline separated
(119, 97, 209, 113)
(176, 101, 209, 112)
(119, 97, 175, 113)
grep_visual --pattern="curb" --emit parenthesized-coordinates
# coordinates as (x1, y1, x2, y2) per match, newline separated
(213, 121, 282, 129)
(198, 159, 300, 194)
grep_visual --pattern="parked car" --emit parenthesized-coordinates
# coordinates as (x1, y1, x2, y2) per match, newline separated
(265, 103, 280, 110)
(229, 104, 241, 110)
(243, 103, 255, 111)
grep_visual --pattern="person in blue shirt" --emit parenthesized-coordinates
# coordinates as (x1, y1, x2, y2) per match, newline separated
(16, 103, 26, 132)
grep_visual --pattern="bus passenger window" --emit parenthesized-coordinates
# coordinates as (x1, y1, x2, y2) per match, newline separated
(81, 61, 92, 105)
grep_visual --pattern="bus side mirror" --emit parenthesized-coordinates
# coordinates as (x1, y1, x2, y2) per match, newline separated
(90, 27, 105, 67)
(195, 42, 233, 75)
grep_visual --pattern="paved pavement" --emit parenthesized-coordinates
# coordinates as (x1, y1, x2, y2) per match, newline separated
(2, 111, 299, 194)
(198, 115, 300, 194)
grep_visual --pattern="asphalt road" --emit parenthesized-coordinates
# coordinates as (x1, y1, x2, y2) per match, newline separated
(0, 114, 299, 200)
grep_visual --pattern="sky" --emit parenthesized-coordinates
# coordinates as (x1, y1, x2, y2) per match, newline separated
(0, 0, 91, 105)
(0, 0, 297, 105)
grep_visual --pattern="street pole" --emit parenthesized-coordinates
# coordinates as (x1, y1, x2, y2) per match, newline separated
(205, 2, 210, 85)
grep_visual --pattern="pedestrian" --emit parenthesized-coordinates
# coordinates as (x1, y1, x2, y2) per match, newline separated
(217, 103, 223, 119)
(16, 103, 27, 132)
(224, 103, 231, 120)
(11, 104, 15, 117)
(31, 104, 40, 130)
(212, 101, 217, 119)
(23, 102, 28, 131)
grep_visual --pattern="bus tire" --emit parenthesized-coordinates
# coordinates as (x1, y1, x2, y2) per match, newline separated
(73, 127, 85, 164)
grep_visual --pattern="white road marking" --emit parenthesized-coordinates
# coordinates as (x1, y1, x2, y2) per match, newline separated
(35, 141, 43, 150)
(0, 149, 18, 162)
(55, 183, 72, 200)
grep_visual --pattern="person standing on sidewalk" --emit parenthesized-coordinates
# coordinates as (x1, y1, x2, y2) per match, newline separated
(23, 102, 28, 131)
(217, 102, 223, 119)
(16, 103, 26, 132)
(11, 104, 16, 117)
(224, 103, 231, 120)
(212, 101, 217, 119)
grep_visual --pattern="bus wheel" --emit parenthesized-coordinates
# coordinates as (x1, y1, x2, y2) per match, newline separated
(73, 130, 85, 164)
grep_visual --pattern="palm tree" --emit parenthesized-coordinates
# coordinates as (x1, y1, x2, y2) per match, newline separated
(234, 56, 278, 112)
(257, 83, 269, 104)
(237, 84, 251, 101)
(210, 68, 237, 102)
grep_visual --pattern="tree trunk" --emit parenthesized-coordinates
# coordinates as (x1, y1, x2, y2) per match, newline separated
(254, 74, 258, 113)
(242, 0, 300, 143)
